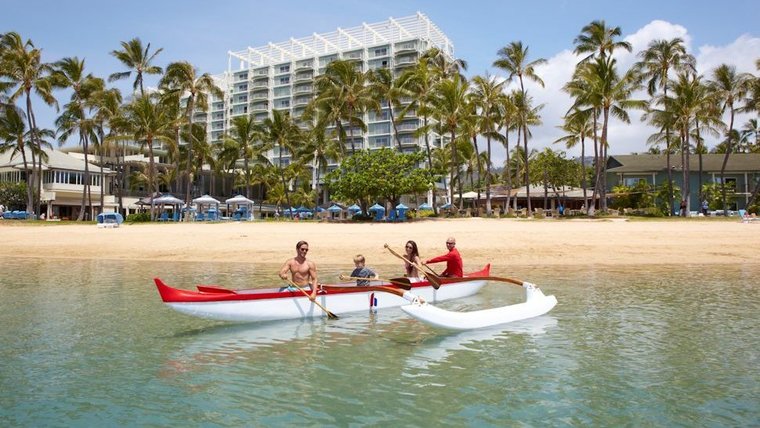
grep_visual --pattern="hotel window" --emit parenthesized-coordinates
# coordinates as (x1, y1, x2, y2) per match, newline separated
(278, 76, 290, 85)
(624, 178, 647, 186)
(278, 64, 290, 73)
(374, 47, 387, 57)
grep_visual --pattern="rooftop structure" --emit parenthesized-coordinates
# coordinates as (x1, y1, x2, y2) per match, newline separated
(198, 12, 454, 165)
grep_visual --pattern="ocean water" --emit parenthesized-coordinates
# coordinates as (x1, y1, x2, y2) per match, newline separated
(0, 259, 757, 426)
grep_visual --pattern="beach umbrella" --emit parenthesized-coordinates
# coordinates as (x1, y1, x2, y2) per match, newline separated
(327, 205, 343, 213)
(296, 206, 311, 213)
(347, 204, 361, 212)
(193, 194, 221, 205)
(418, 203, 432, 210)
(225, 194, 255, 205)
(441, 202, 452, 209)
(395, 203, 408, 210)
(369, 203, 385, 213)
(153, 194, 184, 205)
(315, 206, 326, 212)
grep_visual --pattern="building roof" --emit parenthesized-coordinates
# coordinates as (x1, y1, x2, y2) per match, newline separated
(228, 12, 453, 68)
(607, 154, 760, 173)
(0, 148, 114, 174)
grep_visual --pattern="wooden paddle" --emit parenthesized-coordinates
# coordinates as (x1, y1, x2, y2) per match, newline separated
(383, 243, 442, 289)
(284, 278, 339, 320)
(321, 284, 424, 303)
(436, 275, 537, 288)
(338, 274, 412, 290)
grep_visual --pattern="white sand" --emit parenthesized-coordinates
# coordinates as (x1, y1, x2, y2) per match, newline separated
(1, 218, 757, 269)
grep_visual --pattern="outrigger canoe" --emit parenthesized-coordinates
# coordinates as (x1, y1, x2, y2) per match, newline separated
(154, 265, 492, 322)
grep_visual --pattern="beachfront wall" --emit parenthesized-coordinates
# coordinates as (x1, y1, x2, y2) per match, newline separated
(606, 154, 760, 212)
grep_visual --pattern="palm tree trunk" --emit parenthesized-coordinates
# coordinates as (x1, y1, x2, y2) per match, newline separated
(504, 128, 512, 211)
(422, 115, 437, 215)
(472, 135, 482, 215)
(719, 108, 735, 213)
(523, 123, 531, 216)
(600, 106, 611, 212)
(184, 96, 195, 220)
(590, 109, 600, 215)
(581, 135, 588, 211)
(148, 139, 156, 221)
(389, 103, 402, 151)
(486, 136, 493, 216)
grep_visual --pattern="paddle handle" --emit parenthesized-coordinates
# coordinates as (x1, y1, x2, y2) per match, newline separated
(338, 274, 412, 290)
(284, 278, 339, 319)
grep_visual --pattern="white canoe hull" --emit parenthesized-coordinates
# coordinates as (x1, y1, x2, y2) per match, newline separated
(166, 279, 486, 322)
(401, 286, 558, 330)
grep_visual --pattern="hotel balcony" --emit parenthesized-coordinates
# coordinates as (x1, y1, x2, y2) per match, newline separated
(293, 85, 313, 94)
(394, 41, 418, 53)
(295, 61, 314, 71)
(295, 72, 313, 82)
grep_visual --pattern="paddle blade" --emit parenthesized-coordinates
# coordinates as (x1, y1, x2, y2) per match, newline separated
(424, 272, 441, 289)
(327, 311, 339, 320)
(389, 277, 412, 290)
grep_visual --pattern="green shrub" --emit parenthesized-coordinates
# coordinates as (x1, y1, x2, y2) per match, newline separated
(126, 212, 151, 222)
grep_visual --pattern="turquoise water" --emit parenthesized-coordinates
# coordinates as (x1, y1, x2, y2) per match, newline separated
(0, 259, 757, 426)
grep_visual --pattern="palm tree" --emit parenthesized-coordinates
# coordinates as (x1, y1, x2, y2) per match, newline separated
(573, 20, 632, 62)
(0, 106, 34, 211)
(709, 64, 752, 212)
(53, 57, 103, 220)
(312, 60, 376, 155)
(225, 114, 267, 199)
(90, 87, 123, 213)
(0, 32, 58, 215)
(554, 108, 595, 210)
(160, 61, 222, 214)
(740, 118, 759, 153)
(575, 57, 645, 212)
(429, 75, 470, 208)
(398, 57, 439, 213)
(262, 109, 301, 215)
(498, 92, 519, 210)
(421, 47, 468, 81)
(470, 74, 506, 215)
(108, 38, 163, 96)
(121, 93, 173, 220)
(297, 116, 342, 208)
(636, 38, 695, 215)
(369, 67, 407, 150)
(493, 41, 546, 215)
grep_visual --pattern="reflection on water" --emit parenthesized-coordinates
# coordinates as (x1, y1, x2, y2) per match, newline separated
(0, 259, 758, 426)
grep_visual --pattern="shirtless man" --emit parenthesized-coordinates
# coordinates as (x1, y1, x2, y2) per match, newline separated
(279, 240, 318, 300)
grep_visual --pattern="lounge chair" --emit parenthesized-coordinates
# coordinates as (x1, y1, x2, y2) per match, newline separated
(158, 212, 168, 222)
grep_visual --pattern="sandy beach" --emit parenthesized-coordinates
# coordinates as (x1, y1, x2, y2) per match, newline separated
(1, 218, 758, 268)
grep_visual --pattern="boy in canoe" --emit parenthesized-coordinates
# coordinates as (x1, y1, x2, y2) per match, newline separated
(279, 240, 318, 300)
(350, 254, 379, 286)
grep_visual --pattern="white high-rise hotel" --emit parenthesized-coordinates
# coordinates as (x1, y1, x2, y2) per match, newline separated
(199, 12, 454, 165)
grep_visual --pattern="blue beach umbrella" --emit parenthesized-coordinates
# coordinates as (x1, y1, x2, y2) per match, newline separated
(441, 202, 452, 209)
(347, 204, 361, 213)
(418, 203, 432, 210)
(369, 203, 385, 213)
(327, 205, 343, 213)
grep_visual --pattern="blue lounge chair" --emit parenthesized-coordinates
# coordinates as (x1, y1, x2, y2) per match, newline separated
(196, 212, 205, 221)
(158, 212, 168, 222)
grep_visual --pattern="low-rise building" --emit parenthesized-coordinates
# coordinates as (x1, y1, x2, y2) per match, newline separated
(0, 148, 117, 220)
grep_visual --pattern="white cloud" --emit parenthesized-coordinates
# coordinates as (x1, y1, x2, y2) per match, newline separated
(488, 20, 759, 166)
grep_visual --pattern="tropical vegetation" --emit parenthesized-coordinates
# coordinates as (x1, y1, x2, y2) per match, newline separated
(0, 22, 758, 221)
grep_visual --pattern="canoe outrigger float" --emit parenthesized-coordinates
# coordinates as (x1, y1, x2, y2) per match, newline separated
(155, 264, 558, 329)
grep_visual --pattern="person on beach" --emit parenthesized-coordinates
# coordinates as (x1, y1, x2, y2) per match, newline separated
(425, 237, 463, 277)
(279, 240, 318, 299)
(350, 254, 378, 286)
(702, 199, 709, 216)
(404, 240, 423, 278)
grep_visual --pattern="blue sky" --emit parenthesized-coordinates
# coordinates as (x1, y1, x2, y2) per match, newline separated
(2, 0, 758, 161)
